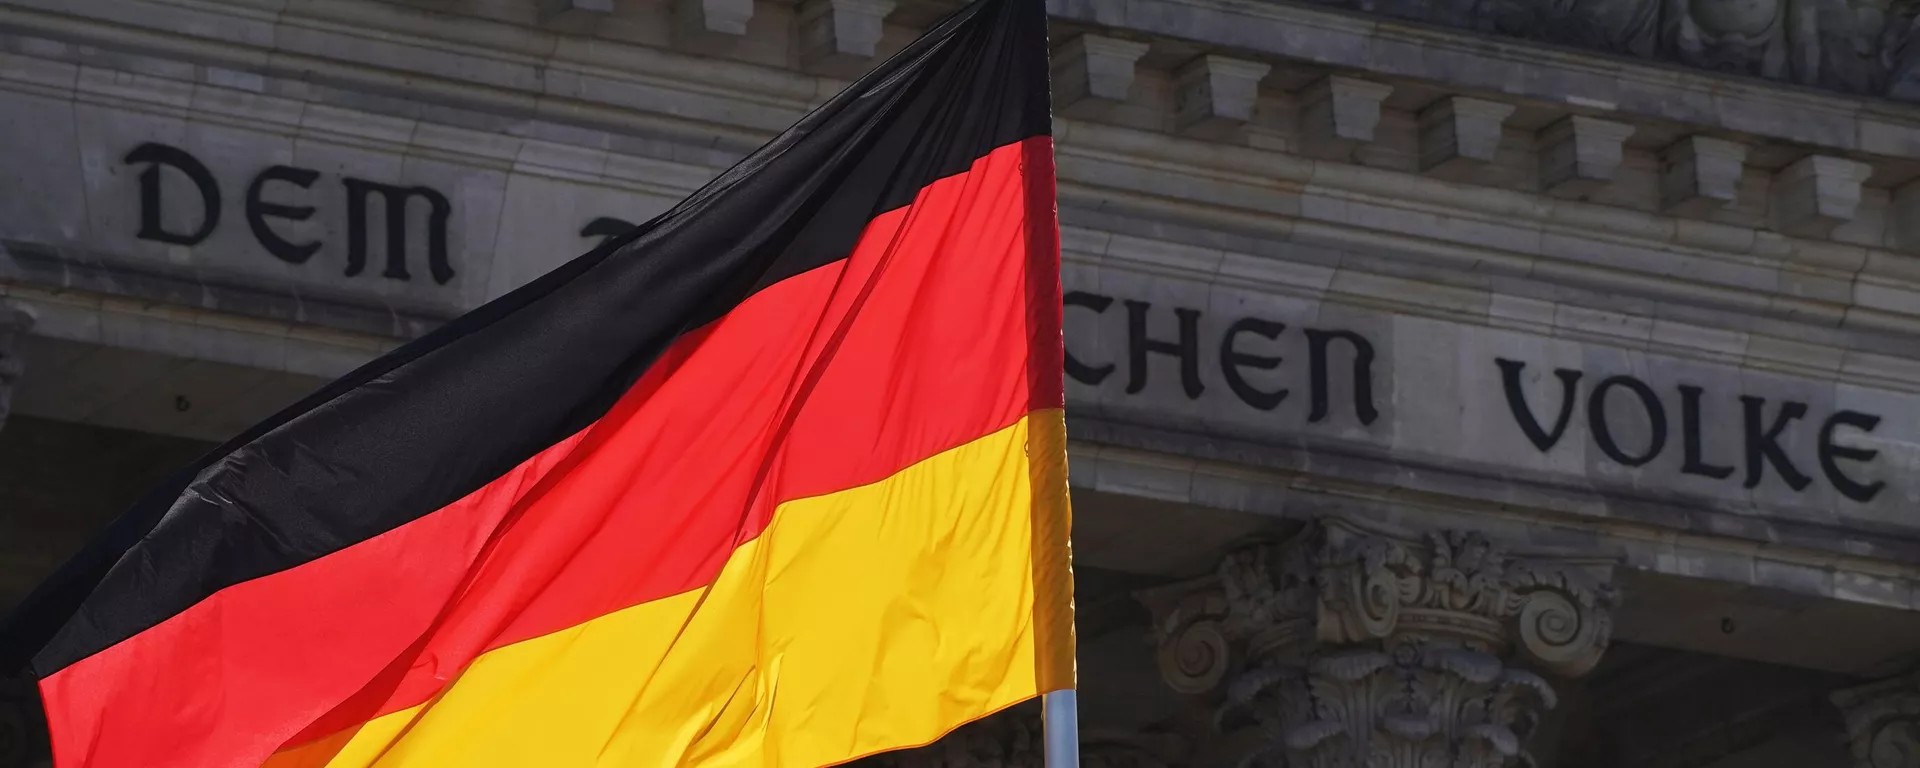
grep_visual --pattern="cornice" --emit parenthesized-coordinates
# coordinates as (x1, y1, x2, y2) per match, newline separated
(5, 0, 1920, 386)
(1050, 0, 1920, 157)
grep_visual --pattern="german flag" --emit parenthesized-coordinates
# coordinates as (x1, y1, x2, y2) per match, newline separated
(0, 0, 1074, 764)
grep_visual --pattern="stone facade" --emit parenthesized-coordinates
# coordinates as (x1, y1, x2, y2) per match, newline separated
(1141, 518, 1617, 768)
(4, 0, 1920, 766)
(1234, 0, 1920, 104)
(1834, 674, 1920, 768)
(0, 304, 27, 436)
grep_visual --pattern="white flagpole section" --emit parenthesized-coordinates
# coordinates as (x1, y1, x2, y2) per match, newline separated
(1043, 689, 1080, 768)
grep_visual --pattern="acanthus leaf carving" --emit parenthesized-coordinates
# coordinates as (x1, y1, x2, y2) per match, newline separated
(1143, 517, 1618, 768)
(1835, 673, 1920, 768)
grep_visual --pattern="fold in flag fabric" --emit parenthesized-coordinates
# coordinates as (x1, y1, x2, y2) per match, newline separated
(0, 0, 1074, 763)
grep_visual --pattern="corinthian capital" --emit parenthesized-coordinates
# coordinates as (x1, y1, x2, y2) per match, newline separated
(1834, 673, 1920, 768)
(1141, 517, 1619, 768)
(0, 302, 33, 434)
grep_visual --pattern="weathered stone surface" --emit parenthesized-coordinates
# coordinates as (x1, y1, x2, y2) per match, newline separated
(1889, 181, 1920, 252)
(1297, 75, 1393, 160)
(797, 0, 895, 77)
(0, 302, 32, 435)
(1418, 96, 1515, 180)
(1141, 517, 1618, 768)
(673, 0, 754, 36)
(1833, 673, 1920, 768)
(535, 0, 613, 30)
(1538, 115, 1636, 199)
(1660, 135, 1749, 216)
(1195, 0, 1920, 105)
(1052, 34, 1150, 118)
(1172, 55, 1270, 139)
(1772, 154, 1875, 238)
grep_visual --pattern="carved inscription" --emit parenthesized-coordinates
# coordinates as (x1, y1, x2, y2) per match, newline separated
(570, 219, 1887, 502)
(1497, 358, 1886, 502)
(1064, 290, 1381, 425)
(123, 142, 456, 285)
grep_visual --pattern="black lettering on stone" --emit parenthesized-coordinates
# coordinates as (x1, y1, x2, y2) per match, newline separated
(1219, 318, 1288, 411)
(1820, 411, 1885, 503)
(1678, 384, 1735, 479)
(1741, 396, 1812, 491)
(1124, 300, 1203, 399)
(1587, 375, 1667, 467)
(1496, 359, 1583, 452)
(343, 179, 454, 285)
(1062, 291, 1116, 386)
(581, 216, 637, 249)
(245, 165, 322, 264)
(124, 142, 219, 246)
(1305, 329, 1377, 425)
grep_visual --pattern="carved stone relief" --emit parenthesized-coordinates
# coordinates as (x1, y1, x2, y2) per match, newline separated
(1304, 0, 1920, 102)
(1141, 517, 1618, 768)
(1834, 673, 1920, 768)
(0, 302, 31, 435)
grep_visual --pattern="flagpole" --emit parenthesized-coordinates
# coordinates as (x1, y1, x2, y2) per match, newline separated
(1042, 689, 1080, 768)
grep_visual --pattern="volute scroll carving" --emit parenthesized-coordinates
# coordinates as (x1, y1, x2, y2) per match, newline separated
(1140, 578, 1238, 696)
(1835, 673, 1920, 768)
(1142, 517, 1620, 768)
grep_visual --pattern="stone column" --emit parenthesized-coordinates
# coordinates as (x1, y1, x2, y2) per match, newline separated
(1141, 516, 1618, 768)
(1833, 673, 1920, 768)
(0, 301, 32, 434)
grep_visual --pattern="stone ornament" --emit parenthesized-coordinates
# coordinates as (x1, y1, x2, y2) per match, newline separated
(798, 0, 897, 77)
(1301, 0, 1920, 103)
(1834, 673, 1920, 768)
(1142, 517, 1618, 768)
(0, 302, 34, 435)
(1773, 154, 1875, 237)
(1539, 115, 1637, 199)
(676, 0, 755, 36)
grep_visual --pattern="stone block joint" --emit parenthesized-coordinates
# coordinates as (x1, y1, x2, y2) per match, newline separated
(1053, 35, 1150, 118)
(1418, 96, 1516, 182)
(798, 0, 896, 78)
(1538, 115, 1636, 200)
(1773, 154, 1874, 239)
(675, 0, 754, 37)
(1173, 55, 1271, 140)
(1660, 135, 1748, 217)
(1298, 75, 1393, 160)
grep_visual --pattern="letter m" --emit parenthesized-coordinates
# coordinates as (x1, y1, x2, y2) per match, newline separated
(342, 178, 455, 285)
